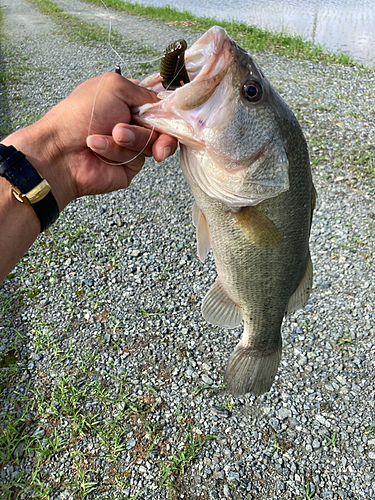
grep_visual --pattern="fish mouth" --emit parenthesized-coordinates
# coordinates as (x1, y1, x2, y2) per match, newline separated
(132, 26, 234, 144)
(184, 26, 233, 87)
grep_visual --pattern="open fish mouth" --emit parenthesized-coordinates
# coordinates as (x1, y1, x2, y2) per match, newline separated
(184, 27, 233, 86)
(133, 26, 290, 206)
(133, 26, 234, 130)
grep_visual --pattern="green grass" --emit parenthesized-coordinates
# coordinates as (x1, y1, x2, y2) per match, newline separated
(365, 423, 374, 435)
(159, 424, 218, 499)
(270, 433, 281, 454)
(0, 65, 32, 85)
(26, 0, 122, 44)
(297, 480, 316, 500)
(323, 432, 337, 448)
(337, 334, 353, 348)
(83, 0, 357, 66)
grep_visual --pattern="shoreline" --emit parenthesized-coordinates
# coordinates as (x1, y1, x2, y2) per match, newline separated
(81, 0, 363, 68)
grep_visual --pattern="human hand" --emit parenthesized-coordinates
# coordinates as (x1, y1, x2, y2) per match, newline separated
(3, 73, 177, 210)
(86, 76, 175, 166)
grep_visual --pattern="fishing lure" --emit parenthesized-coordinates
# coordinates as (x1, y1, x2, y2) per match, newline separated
(160, 39, 190, 90)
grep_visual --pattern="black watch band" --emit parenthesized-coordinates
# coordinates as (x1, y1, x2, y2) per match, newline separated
(0, 144, 59, 232)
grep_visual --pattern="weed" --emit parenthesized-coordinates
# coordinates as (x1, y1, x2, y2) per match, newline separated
(323, 432, 336, 448)
(158, 265, 169, 280)
(270, 433, 281, 454)
(223, 397, 235, 412)
(159, 425, 218, 498)
(139, 307, 165, 318)
(71, 452, 98, 498)
(365, 423, 374, 435)
(191, 384, 210, 396)
(297, 480, 315, 499)
(337, 335, 353, 347)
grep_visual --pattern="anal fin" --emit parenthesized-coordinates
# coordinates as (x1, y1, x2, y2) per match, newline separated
(201, 278, 242, 328)
(286, 251, 313, 315)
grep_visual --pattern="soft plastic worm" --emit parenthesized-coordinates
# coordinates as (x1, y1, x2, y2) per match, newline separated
(160, 39, 190, 90)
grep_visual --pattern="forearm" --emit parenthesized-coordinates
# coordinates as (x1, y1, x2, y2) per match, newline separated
(0, 119, 68, 282)
(0, 176, 41, 282)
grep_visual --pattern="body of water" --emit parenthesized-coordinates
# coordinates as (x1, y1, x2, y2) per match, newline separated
(128, 0, 375, 67)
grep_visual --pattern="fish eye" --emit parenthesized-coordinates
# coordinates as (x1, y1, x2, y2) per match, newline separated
(242, 80, 263, 102)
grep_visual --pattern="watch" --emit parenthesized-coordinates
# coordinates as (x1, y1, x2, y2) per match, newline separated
(0, 144, 59, 232)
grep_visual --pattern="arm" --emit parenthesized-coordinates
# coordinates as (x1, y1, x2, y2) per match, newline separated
(0, 73, 177, 282)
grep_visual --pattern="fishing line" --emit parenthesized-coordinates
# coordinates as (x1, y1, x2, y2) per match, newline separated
(98, 0, 164, 69)
(88, 1, 189, 167)
(87, 0, 168, 167)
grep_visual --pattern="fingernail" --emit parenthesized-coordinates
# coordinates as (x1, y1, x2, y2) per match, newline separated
(163, 146, 172, 160)
(87, 136, 108, 151)
(115, 127, 135, 145)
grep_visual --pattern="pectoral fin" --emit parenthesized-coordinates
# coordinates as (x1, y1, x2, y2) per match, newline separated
(192, 202, 211, 261)
(192, 201, 199, 228)
(196, 210, 211, 262)
(286, 251, 313, 315)
(201, 278, 242, 328)
(232, 206, 282, 248)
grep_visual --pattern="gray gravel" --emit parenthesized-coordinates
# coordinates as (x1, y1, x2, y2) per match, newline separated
(0, 0, 375, 499)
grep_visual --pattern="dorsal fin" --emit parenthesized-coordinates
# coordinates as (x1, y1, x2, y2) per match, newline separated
(286, 251, 313, 315)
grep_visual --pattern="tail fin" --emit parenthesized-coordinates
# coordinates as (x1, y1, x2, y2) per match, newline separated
(225, 339, 282, 396)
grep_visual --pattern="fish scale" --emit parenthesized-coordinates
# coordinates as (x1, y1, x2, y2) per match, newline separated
(133, 26, 315, 396)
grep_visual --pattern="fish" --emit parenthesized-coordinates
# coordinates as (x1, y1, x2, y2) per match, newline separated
(132, 26, 316, 396)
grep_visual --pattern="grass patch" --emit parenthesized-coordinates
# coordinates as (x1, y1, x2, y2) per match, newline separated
(83, 0, 358, 66)
(159, 424, 218, 498)
(0, 304, 217, 499)
(26, 0, 122, 44)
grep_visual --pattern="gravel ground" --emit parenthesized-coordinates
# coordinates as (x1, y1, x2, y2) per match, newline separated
(0, 1, 374, 499)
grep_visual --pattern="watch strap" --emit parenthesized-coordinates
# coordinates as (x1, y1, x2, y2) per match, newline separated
(0, 144, 59, 232)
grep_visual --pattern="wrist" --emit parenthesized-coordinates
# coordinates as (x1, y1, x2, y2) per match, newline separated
(2, 114, 77, 211)
(0, 175, 41, 282)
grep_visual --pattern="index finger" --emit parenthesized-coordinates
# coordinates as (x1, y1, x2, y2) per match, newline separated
(112, 123, 159, 156)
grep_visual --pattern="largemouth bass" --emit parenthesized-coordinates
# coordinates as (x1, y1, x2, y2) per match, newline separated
(133, 26, 316, 396)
